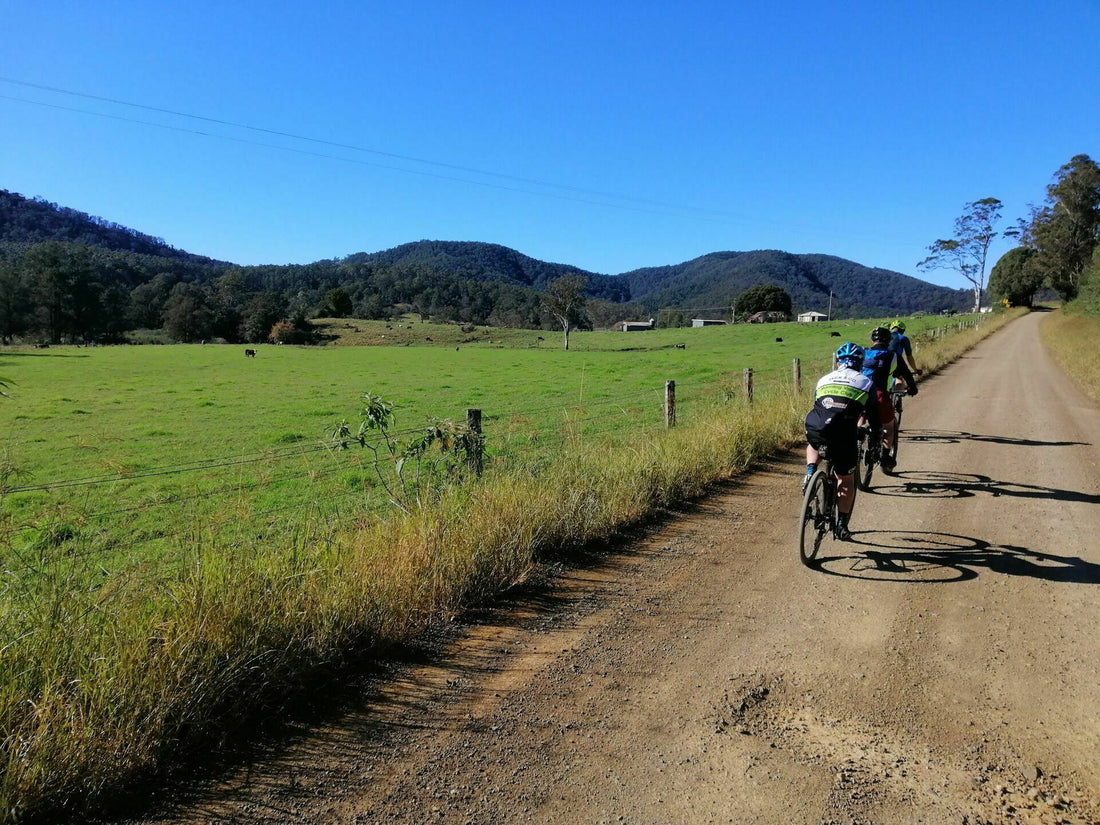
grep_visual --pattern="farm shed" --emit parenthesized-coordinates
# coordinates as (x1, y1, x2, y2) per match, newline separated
(619, 318, 656, 332)
(691, 319, 728, 328)
(747, 311, 788, 323)
(797, 311, 829, 322)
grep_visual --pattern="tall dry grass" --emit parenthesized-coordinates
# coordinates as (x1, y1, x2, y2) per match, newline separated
(0, 313, 1017, 822)
(1039, 309, 1100, 403)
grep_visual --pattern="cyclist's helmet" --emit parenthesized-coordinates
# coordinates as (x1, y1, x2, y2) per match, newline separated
(834, 342, 865, 369)
(871, 326, 892, 345)
(889, 319, 906, 333)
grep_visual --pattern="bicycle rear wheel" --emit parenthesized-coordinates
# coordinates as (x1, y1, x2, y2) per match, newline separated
(798, 469, 829, 566)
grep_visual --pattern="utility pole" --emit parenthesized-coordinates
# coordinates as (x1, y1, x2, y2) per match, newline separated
(827, 290, 833, 320)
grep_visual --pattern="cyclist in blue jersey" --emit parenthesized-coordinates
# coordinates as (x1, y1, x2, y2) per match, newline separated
(804, 343, 880, 541)
(888, 319, 921, 377)
(862, 327, 917, 471)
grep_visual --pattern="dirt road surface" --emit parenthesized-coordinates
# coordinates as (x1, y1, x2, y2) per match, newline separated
(129, 312, 1099, 825)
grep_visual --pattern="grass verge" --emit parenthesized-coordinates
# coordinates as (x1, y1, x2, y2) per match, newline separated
(1039, 309, 1100, 404)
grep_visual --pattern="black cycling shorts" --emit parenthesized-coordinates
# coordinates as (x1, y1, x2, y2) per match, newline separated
(805, 421, 858, 475)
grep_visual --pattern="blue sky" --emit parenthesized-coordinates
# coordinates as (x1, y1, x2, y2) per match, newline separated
(2, 1, 1098, 291)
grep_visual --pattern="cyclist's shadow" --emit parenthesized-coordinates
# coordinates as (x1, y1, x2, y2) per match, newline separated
(811, 530, 1100, 584)
(866, 470, 1100, 505)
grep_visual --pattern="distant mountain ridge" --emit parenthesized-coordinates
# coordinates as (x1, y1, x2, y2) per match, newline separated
(346, 240, 629, 303)
(619, 250, 971, 317)
(0, 189, 224, 264)
(345, 241, 969, 316)
(1, 189, 971, 338)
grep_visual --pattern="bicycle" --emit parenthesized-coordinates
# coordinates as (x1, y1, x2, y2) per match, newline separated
(855, 424, 882, 491)
(798, 444, 854, 566)
(887, 385, 906, 466)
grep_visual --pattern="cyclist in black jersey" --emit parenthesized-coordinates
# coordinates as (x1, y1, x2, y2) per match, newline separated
(888, 319, 920, 376)
(804, 343, 880, 540)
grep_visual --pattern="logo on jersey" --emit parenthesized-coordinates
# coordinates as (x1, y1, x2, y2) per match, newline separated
(820, 397, 849, 410)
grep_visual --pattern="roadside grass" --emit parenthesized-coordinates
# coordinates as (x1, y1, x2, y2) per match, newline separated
(0, 310, 1011, 822)
(1039, 308, 1100, 404)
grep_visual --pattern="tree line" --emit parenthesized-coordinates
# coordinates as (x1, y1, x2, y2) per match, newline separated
(0, 188, 646, 344)
(0, 241, 644, 345)
(920, 154, 1100, 312)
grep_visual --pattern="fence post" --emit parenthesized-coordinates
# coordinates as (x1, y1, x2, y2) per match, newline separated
(792, 358, 801, 393)
(665, 380, 676, 428)
(744, 368, 754, 404)
(466, 408, 483, 477)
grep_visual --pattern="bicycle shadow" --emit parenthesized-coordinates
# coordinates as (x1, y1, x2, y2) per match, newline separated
(903, 428, 1090, 448)
(866, 470, 1100, 505)
(811, 530, 1100, 584)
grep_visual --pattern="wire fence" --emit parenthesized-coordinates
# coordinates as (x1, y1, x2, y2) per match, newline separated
(0, 316, 987, 576)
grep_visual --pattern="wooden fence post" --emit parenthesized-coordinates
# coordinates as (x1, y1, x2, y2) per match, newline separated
(744, 368, 754, 404)
(466, 408, 483, 477)
(665, 380, 676, 428)
(792, 358, 801, 393)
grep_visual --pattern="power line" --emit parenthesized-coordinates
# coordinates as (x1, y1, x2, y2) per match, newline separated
(0, 78, 731, 221)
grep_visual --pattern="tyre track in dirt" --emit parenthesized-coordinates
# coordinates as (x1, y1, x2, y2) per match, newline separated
(125, 311, 1099, 825)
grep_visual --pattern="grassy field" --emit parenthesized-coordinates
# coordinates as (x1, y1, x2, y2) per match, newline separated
(0, 314, 907, 567)
(0, 309, 1015, 822)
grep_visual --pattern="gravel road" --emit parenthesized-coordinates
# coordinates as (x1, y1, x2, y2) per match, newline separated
(129, 311, 1100, 825)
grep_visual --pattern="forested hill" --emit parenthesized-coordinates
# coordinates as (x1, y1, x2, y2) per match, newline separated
(347, 241, 629, 302)
(0, 189, 222, 264)
(621, 250, 971, 317)
(1, 187, 973, 345)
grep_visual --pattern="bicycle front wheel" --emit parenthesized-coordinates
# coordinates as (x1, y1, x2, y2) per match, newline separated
(799, 470, 829, 566)
(891, 405, 903, 464)
(857, 432, 875, 491)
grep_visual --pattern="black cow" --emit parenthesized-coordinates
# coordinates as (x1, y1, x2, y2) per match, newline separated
(245, 349, 257, 357)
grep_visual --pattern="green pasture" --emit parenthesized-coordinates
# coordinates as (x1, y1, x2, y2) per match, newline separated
(0, 313, 951, 571)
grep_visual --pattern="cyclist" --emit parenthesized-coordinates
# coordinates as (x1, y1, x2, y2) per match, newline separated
(804, 343, 879, 541)
(862, 326, 917, 472)
(888, 319, 920, 376)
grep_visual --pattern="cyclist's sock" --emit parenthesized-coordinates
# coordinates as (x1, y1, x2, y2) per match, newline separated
(837, 513, 850, 528)
(806, 463, 816, 476)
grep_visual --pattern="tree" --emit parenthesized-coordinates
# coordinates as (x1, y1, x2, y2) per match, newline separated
(239, 291, 286, 343)
(988, 247, 1043, 307)
(918, 197, 1003, 312)
(1078, 245, 1100, 315)
(541, 273, 588, 350)
(128, 273, 174, 330)
(324, 286, 354, 318)
(162, 282, 213, 342)
(0, 258, 30, 344)
(1021, 155, 1100, 301)
(25, 241, 95, 343)
(735, 284, 792, 319)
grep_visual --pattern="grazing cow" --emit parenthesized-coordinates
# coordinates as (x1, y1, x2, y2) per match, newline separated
(245, 348, 257, 357)
(675, 343, 686, 349)
(775, 337, 783, 343)
(830, 331, 841, 337)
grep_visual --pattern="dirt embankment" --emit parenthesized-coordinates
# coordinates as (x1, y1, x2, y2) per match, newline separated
(124, 311, 1100, 825)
